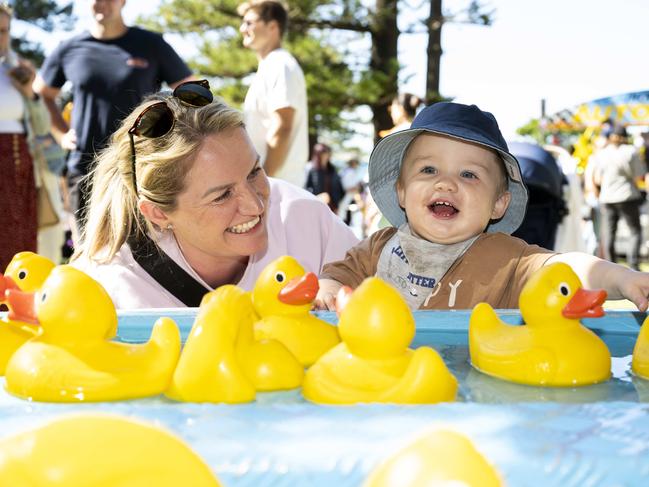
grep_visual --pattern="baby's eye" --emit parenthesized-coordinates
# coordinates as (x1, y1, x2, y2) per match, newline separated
(421, 166, 436, 175)
(460, 170, 477, 179)
(213, 189, 233, 203)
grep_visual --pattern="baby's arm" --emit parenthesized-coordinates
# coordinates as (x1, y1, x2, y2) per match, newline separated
(314, 278, 343, 311)
(546, 252, 649, 311)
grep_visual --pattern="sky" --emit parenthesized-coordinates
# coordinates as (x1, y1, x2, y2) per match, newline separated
(20, 0, 649, 148)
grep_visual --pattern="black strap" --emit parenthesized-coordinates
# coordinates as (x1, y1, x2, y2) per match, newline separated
(128, 235, 210, 307)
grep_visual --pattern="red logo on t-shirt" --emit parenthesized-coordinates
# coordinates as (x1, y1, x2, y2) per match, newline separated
(126, 58, 149, 69)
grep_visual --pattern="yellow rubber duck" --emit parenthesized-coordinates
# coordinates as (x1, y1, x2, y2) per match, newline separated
(252, 255, 339, 366)
(0, 274, 38, 375)
(0, 414, 221, 486)
(3, 251, 56, 293)
(4, 265, 181, 402)
(167, 285, 304, 403)
(0, 252, 56, 375)
(364, 430, 502, 487)
(632, 315, 649, 379)
(302, 277, 458, 404)
(469, 262, 611, 386)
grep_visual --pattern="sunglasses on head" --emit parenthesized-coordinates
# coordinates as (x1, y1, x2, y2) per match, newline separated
(128, 79, 214, 194)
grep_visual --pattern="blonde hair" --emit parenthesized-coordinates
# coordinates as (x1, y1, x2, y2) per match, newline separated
(74, 92, 244, 264)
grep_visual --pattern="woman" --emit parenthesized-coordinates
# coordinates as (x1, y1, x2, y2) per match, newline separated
(379, 93, 423, 138)
(304, 143, 345, 213)
(72, 82, 358, 309)
(0, 4, 61, 270)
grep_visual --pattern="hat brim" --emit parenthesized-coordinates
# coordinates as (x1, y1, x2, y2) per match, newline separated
(368, 128, 529, 234)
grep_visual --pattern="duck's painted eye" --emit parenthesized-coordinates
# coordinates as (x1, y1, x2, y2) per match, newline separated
(559, 282, 571, 296)
(275, 271, 286, 283)
(40, 292, 47, 303)
(18, 269, 28, 280)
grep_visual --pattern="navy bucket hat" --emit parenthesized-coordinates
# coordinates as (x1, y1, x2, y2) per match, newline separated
(368, 102, 528, 234)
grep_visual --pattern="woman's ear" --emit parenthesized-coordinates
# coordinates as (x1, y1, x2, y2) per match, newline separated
(138, 199, 170, 230)
(491, 191, 512, 220)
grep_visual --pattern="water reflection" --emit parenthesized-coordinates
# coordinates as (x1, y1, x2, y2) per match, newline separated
(462, 368, 638, 403)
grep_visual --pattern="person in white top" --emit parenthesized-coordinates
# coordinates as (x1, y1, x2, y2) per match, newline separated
(72, 82, 358, 309)
(0, 4, 64, 270)
(239, 1, 308, 187)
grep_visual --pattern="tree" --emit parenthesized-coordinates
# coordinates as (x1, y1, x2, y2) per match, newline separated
(142, 0, 494, 144)
(142, 0, 398, 143)
(10, 0, 75, 65)
(400, 0, 494, 103)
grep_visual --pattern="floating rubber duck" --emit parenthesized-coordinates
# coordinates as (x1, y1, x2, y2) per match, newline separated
(469, 262, 610, 386)
(632, 315, 649, 380)
(3, 251, 56, 293)
(0, 252, 56, 375)
(0, 414, 221, 486)
(167, 285, 303, 403)
(0, 276, 38, 376)
(364, 430, 502, 487)
(4, 265, 181, 402)
(302, 277, 458, 404)
(252, 256, 339, 366)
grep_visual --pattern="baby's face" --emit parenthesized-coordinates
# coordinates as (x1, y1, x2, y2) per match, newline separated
(397, 133, 511, 244)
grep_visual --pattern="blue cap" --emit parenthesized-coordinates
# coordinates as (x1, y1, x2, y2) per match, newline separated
(368, 102, 528, 234)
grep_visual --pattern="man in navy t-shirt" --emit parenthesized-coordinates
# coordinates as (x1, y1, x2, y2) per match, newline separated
(34, 0, 193, 236)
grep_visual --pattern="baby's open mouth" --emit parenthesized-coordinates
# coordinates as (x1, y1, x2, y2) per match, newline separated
(428, 201, 459, 217)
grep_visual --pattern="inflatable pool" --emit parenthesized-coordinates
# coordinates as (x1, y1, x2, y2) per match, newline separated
(0, 308, 647, 486)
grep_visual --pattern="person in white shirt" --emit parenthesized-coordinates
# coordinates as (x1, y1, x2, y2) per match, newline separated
(72, 82, 358, 309)
(239, 1, 308, 187)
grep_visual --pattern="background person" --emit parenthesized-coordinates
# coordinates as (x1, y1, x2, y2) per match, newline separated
(590, 125, 647, 270)
(239, 0, 308, 187)
(33, 0, 194, 241)
(72, 85, 358, 309)
(0, 4, 61, 269)
(304, 143, 344, 213)
(379, 92, 423, 138)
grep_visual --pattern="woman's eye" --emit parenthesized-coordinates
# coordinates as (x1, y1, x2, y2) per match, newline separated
(213, 190, 233, 203)
(461, 171, 477, 179)
(248, 167, 262, 180)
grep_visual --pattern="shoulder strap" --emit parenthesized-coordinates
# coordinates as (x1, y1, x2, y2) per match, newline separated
(128, 235, 210, 307)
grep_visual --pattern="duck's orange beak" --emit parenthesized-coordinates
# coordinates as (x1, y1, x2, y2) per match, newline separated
(335, 285, 353, 317)
(5, 289, 39, 325)
(278, 272, 319, 305)
(562, 288, 607, 319)
(0, 274, 19, 303)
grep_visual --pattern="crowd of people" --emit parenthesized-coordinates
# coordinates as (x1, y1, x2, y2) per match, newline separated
(3, 0, 649, 313)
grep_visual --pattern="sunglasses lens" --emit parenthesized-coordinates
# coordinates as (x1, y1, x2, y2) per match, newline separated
(135, 104, 174, 138)
(174, 82, 213, 107)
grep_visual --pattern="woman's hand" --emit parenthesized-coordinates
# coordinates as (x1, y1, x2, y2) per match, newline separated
(8, 59, 36, 98)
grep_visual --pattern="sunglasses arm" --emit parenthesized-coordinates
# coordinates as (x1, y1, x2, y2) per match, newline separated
(129, 132, 139, 196)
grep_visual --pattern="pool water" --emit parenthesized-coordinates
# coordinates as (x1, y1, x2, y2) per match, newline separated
(0, 309, 647, 486)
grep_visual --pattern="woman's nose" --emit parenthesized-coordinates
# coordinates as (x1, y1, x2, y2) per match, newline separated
(238, 182, 265, 214)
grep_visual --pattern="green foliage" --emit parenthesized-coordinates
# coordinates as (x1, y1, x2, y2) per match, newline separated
(516, 118, 545, 144)
(141, 0, 383, 143)
(10, 0, 75, 65)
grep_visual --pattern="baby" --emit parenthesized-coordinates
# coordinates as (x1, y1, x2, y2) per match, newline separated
(316, 102, 649, 311)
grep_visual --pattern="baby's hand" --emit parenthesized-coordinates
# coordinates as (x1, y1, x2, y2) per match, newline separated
(612, 267, 649, 312)
(314, 278, 343, 311)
